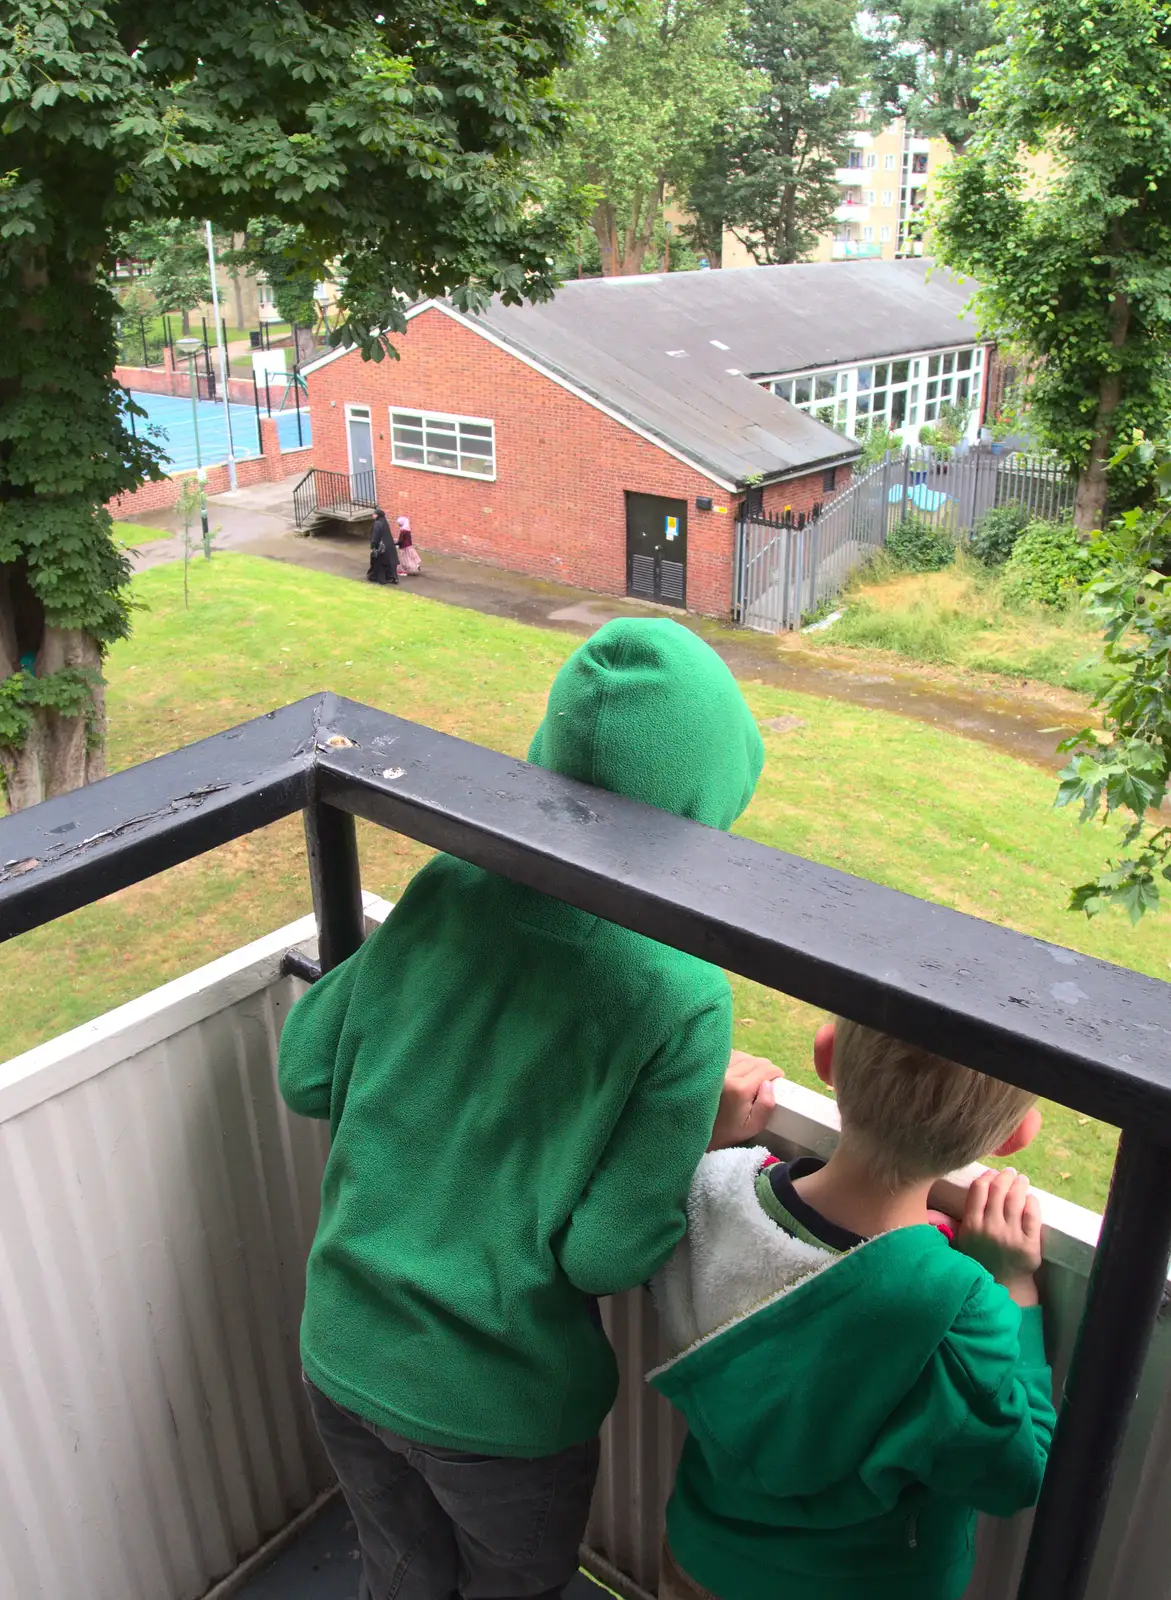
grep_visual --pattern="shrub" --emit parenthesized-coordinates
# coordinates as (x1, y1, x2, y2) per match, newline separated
(970, 503, 1030, 567)
(885, 513, 955, 572)
(1000, 519, 1109, 608)
(858, 420, 903, 470)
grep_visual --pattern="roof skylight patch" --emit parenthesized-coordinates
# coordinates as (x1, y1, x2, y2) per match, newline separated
(710, 340, 730, 350)
(666, 349, 688, 357)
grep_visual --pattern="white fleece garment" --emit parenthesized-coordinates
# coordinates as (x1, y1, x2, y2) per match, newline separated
(651, 1147, 842, 1372)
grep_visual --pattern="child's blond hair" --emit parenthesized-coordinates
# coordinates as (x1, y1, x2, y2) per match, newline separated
(831, 1018, 1037, 1189)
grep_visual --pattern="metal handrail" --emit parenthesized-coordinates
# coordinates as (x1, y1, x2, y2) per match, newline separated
(1, 695, 1169, 1600)
(291, 468, 379, 526)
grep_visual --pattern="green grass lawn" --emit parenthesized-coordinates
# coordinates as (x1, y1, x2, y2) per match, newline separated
(112, 520, 171, 548)
(809, 554, 1106, 694)
(4, 552, 1167, 1213)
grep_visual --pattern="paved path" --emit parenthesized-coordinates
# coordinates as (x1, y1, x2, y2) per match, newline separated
(116, 476, 1083, 771)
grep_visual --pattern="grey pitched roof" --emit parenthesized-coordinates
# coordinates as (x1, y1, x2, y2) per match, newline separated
(469, 308, 854, 492)
(470, 258, 977, 488)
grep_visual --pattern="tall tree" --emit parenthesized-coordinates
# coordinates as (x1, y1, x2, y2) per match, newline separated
(0, 0, 589, 809)
(121, 220, 211, 335)
(716, 0, 864, 266)
(544, 0, 748, 277)
(868, 0, 997, 153)
(932, 0, 1171, 532)
(230, 220, 325, 362)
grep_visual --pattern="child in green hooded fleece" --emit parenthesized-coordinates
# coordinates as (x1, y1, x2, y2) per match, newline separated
(278, 618, 777, 1600)
(650, 1017, 1057, 1600)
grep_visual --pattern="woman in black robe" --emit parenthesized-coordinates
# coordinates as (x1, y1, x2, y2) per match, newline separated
(367, 510, 399, 585)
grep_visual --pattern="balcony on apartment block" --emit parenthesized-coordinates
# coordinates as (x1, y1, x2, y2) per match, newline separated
(1, 695, 1170, 1600)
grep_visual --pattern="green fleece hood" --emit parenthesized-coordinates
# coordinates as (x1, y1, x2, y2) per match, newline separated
(528, 619, 763, 831)
(649, 1148, 1055, 1600)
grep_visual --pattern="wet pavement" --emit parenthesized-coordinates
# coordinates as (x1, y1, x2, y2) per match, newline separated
(119, 476, 1086, 774)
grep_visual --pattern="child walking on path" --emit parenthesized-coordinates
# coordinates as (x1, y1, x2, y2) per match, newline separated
(651, 1018, 1056, 1600)
(278, 618, 778, 1600)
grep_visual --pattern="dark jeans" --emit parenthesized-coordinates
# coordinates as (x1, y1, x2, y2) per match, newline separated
(305, 1378, 600, 1600)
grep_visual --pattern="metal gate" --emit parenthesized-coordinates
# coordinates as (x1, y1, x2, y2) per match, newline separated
(734, 447, 1073, 633)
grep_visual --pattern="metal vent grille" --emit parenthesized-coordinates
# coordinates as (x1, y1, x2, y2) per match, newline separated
(630, 554, 656, 597)
(660, 560, 685, 603)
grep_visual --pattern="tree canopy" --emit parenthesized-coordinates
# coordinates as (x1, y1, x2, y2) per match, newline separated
(0, 0, 592, 806)
(869, 0, 998, 153)
(714, 0, 864, 266)
(120, 219, 213, 334)
(541, 0, 749, 277)
(931, 0, 1171, 531)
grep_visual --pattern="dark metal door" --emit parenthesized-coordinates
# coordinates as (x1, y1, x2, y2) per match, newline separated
(626, 493, 687, 607)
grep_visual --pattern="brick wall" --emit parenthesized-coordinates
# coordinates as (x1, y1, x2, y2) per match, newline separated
(761, 463, 852, 523)
(117, 352, 257, 407)
(106, 420, 311, 517)
(306, 308, 764, 615)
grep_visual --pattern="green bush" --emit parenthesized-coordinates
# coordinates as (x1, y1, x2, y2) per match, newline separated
(885, 513, 956, 572)
(970, 503, 1030, 567)
(1000, 519, 1108, 608)
(858, 420, 903, 470)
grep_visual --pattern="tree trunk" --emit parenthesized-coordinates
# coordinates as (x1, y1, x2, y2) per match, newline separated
(181, 307, 191, 335)
(610, 180, 666, 276)
(0, 618, 105, 812)
(1073, 280, 1131, 533)
(592, 201, 621, 276)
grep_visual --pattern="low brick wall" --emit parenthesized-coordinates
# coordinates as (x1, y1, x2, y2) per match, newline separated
(116, 357, 256, 407)
(107, 419, 312, 517)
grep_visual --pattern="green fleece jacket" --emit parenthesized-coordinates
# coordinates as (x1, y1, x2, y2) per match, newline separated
(278, 619, 764, 1456)
(650, 1148, 1055, 1600)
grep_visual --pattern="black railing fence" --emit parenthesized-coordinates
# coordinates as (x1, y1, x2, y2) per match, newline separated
(292, 468, 378, 526)
(1, 695, 1170, 1600)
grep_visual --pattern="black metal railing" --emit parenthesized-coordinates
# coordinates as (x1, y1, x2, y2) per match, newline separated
(1, 693, 1170, 1600)
(292, 468, 378, 526)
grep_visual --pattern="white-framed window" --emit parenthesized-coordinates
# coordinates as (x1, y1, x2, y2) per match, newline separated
(864, 190, 876, 205)
(765, 344, 985, 441)
(390, 408, 496, 479)
(884, 153, 896, 170)
(865, 152, 877, 169)
(881, 189, 894, 207)
(862, 226, 874, 241)
(880, 225, 892, 242)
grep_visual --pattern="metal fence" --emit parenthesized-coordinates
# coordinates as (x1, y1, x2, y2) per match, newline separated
(734, 447, 1074, 632)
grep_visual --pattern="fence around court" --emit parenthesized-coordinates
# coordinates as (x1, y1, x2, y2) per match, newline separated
(734, 446, 1074, 633)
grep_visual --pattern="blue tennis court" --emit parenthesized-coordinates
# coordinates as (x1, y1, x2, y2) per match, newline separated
(125, 391, 311, 474)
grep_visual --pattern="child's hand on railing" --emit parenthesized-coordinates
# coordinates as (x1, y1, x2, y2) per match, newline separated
(708, 1050, 785, 1150)
(955, 1168, 1043, 1307)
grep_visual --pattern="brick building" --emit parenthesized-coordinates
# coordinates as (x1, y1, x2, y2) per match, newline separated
(302, 290, 859, 618)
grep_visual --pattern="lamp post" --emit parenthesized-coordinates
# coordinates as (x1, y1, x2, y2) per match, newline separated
(175, 336, 211, 555)
(204, 222, 237, 491)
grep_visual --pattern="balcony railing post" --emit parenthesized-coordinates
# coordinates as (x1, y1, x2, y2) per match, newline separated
(1015, 1128, 1171, 1600)
(303, 798, 365, 972)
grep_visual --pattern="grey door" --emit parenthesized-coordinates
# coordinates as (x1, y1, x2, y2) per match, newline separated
(347, 409, 374, 494)
(626, 493, 687, 607)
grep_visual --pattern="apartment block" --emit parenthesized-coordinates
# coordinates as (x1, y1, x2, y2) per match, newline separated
(722, 116, 953, 268)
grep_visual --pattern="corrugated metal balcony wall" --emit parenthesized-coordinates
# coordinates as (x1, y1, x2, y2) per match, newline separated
(1, 901, 1169, 1600)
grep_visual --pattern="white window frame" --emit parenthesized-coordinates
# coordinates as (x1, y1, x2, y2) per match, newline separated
(763, 344, 986, 444)
(390, 406, 497, 481)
